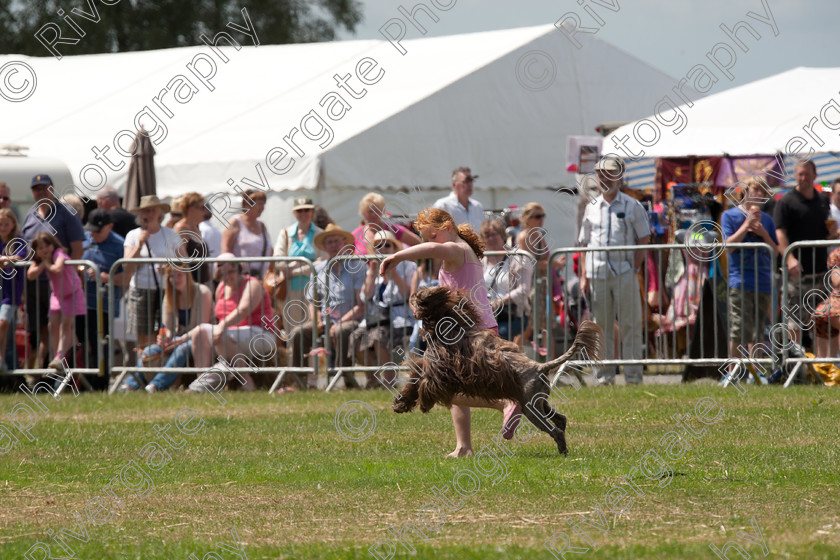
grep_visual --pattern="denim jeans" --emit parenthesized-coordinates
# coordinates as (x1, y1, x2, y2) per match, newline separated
(125, 341, 192, 390)
(498, 315, 527, 341)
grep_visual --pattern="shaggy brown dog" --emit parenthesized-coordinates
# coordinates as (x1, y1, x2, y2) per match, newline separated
(393, 286, 603, 455)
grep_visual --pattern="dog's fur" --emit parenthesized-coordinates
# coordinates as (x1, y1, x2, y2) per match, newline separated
(394, 286, 603, 455)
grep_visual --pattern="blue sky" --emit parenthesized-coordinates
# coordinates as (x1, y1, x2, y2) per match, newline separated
(340, 0, 838, 89)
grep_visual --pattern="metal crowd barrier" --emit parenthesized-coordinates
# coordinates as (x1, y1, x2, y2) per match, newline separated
(18, 239, 834, 392)
(0, 259, 103, 395)
(106, 256, 317, 394)
(544, 243, 777, 384)
(778, 240, 840, 386)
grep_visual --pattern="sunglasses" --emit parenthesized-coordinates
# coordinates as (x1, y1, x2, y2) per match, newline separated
(383, 242, 396, 250)
(532, 214, 546, 219)
(0, 196, 9, 201)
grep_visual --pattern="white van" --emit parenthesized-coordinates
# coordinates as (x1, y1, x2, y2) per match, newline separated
(0, 146, 75, 220)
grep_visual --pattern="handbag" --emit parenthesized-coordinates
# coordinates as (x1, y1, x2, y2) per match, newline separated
(263, 269, 287, 301)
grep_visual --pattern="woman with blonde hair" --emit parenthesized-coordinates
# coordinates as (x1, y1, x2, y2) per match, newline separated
(121, 265, 212, 392)
(517, 202, 564, 347)
(352, 192, 421, 255)
(380, 208, 520, 458)
(174, 191, 211, 284)
(222, 189, 272, 277)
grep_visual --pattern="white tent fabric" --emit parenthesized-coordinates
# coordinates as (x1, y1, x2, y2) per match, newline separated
(3, 25, 683, 244)
(607, 67, 840, 159)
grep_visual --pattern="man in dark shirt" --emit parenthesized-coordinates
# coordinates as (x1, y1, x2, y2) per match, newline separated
(21, 174, 85, 372)
(773, 160, 839, 347)
(77, 209, 125, 388)
(95, 185, 137, 238)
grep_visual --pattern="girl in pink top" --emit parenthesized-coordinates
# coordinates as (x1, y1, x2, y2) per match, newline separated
(27, 232, 85, 371)
(380, 208, 521, 458)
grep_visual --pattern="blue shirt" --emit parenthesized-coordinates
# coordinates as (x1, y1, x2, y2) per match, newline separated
(306, 260, 366, 321)
(82, 231, 125, 314)
(721, 207, 778, 293)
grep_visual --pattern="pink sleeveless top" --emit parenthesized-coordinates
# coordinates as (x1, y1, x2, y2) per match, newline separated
(215, 275, 273, 328)
(438, 247, 498, 330)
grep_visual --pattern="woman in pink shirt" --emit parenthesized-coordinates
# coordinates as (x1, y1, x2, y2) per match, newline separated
(380, 208, 521, 458)
(179, 253, 274, 392)
(353, 192, 421, 255)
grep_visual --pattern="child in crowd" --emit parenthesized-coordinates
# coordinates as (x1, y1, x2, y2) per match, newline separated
(0, 209, 26, 372)
(721, 179, 779, 376)
(27, 232, 85, 371)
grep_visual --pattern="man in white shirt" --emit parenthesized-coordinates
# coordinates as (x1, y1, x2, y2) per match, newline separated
(433, 167, 484, 232)
(578, 157, 650, 385)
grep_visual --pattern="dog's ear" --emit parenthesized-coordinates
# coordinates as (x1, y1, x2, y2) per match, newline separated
(414, 286, 451, 324)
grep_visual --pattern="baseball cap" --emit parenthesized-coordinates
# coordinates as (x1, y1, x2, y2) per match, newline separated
(85, 209, 113, 232)
(31, 174, 53, 187)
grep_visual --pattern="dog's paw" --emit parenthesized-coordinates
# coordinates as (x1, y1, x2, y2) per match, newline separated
(392, 398, 413, 413)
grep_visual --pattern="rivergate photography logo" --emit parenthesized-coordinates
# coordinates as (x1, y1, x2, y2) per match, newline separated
(0, 61, 38, 102)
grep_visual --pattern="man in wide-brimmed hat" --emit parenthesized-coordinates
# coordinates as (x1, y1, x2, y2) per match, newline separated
(283, 223, 366, 391)
(123, 194, 180, 350)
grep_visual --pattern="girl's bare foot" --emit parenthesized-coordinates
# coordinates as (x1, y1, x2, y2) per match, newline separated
(502, 402, 522, 440)
(445, 446, 474, 458)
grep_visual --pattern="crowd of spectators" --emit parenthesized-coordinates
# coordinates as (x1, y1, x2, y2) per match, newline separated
(2, 158, 840, 393)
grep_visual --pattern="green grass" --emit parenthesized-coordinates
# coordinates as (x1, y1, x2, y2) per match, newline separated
(0, 384, 838, 559)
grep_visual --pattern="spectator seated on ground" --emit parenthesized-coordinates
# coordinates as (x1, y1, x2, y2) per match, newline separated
(348, 230, 416, 389)
(285, 224, 366, 392)
(813, 248, 840, 358)
(184, 254, 274, 393)
(652, 244, 707, 357)
(120, 266, 212, 392)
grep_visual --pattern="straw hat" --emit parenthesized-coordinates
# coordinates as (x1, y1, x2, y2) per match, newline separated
(130, 195, 171, 214)
(372, 229, 402, 251)
(314, 223, 355, 251)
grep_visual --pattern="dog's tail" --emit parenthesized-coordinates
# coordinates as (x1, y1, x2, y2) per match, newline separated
(537, 320, 603, 375)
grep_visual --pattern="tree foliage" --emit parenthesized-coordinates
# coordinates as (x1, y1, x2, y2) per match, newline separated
(0, 0, 363, 57)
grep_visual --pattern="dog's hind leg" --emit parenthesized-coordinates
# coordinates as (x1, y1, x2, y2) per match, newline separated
(524, 376, 567, 434)
(520, 398, 568, 455)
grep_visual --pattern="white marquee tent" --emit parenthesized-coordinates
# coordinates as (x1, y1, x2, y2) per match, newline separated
(607, 67, 840, 181)
(3, 25, 683, 243)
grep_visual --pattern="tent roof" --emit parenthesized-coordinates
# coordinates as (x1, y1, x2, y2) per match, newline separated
(607, 67, 840, 159)
(3, 25, 684, 198)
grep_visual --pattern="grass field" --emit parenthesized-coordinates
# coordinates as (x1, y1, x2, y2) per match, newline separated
(1, 382, 838, 559)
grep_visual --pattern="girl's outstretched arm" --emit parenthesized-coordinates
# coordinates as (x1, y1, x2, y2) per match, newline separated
(47, 252, 65, 275)
(379, 242, 461, 277)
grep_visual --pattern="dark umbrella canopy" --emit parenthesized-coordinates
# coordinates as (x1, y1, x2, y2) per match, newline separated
(123, 129, 156, 211)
